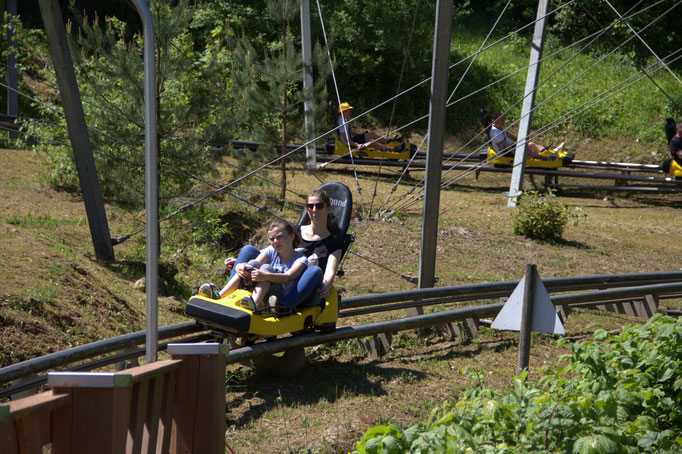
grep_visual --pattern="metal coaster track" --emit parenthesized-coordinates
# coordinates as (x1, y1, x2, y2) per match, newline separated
(1, 271, 681, 399)
(315, 155, 682, 192)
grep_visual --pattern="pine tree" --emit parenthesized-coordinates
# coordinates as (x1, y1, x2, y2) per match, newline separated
(27, 0, 238, 206)
(230, 0, 328, 203)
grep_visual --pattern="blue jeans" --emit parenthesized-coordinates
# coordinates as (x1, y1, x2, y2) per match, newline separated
(230, 245, 323, 307)
(229, 245, 260, 280)
(282, 266, 323, 307)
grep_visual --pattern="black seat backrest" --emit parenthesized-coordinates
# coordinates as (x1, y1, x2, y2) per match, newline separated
(297, 182, 352, 235)
(479, 109, 493, 138)
(297, 182, 354, 276)
(665, 118, 677, 143)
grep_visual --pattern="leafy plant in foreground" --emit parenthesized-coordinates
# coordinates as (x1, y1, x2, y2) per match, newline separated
(352, 314, 682, 453)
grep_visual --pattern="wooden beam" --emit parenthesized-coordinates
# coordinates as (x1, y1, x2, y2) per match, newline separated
(38, 0, 115, 261)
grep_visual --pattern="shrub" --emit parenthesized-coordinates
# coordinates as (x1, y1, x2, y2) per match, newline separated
(511, 188, 581, 241)
(352, 315, 682, 453)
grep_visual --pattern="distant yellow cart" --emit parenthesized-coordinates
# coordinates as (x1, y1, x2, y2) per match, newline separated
(329, 137, 415, 160)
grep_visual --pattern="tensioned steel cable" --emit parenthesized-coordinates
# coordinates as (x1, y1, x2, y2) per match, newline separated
(437, 50, 682, 195)
(398, 50, 682, 211)
(577, 3, 679, 110)
(382, 0, 666, 211)
(4, 56, 313, 220)
(314, 0, 582, 171)
(603, 0, 682, 87)
(368, 0, 422, 215)
(387, 0, 659, 212)
(391, 0, 678, 212)
(402, 52, 682, 211)
(375, 0, 512, 216)
(314, 0, 364, 213)
(428, 51, 682, 202)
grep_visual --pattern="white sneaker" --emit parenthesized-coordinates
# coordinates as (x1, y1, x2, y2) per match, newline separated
(198, 283, 216, 299)
(268, 295, 278, 307)
(236, 295, 256, 311)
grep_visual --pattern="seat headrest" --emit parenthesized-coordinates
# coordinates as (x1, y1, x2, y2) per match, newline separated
(665, 118, 677, 143)
(479, 109, 493, 137)
(297, 182, 353, 236)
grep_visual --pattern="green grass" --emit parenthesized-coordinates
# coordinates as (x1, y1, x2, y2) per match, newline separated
(448, 23, 681, 161)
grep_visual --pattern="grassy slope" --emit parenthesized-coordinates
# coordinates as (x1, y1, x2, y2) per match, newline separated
(0, 149, 188, 366)
(2, 22, 682, 453)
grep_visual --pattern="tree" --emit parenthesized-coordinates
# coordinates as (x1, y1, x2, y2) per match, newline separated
(27, 0, 239, 206)
(229, 0, 329, 202)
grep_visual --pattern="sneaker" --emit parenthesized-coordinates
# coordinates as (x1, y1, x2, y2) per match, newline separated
(198, 283, 216, 299)
(268, 295, 278, 308)
(236, 295, 256, 311)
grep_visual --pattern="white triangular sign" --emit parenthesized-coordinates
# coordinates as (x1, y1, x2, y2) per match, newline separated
(491, 272, 565, 334)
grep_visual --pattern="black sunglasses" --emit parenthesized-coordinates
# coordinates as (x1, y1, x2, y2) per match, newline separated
(306, 202, 325, 210)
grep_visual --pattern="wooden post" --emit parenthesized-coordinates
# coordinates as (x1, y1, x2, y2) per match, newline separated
(38, 0, 115, 261)
(517, 264, 536, 374)
(169, 343, 228, 454)
(507, 0, 549, 207)
(48, 373, 133, 454)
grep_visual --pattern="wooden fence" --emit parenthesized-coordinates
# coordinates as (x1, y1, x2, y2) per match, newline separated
(0, 343, 227, 454)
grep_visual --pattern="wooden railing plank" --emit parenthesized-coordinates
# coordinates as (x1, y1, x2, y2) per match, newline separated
(157, 366, 176, 453)
(124, 360, 181, 384)
(18, 411, 52, 454)
(0, 420, 20, 454)
(127, 379, 149, 453)
(50, 385, 131, 454)
(141, 375, 163, 453)
(169, 343, 228, 454)
(0, 391, 70, 421)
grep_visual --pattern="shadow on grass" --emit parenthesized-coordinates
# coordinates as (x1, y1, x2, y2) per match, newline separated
(226, 358, 427, 427)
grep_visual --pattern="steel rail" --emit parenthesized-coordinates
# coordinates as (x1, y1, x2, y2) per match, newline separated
(0, 333, 212, 399)
(225, 281, 682, 364)
(1, 271, 680, 391)
(0, 321, 204, 386)
(339, 271, 682, 310)
(317, 156, 681, 192)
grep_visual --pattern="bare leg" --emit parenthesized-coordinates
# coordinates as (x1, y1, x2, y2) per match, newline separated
(363, 131, 399, 151)
(251, 282, 271, 307)
(528, 142, 546, 154)
(219, 273, 242, 297)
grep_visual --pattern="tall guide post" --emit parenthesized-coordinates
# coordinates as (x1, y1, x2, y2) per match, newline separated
(129, 0, 159, 363)
(300, 0, 317, 169)
(417, 0, 453, 294)
(507, 0, 549, 207)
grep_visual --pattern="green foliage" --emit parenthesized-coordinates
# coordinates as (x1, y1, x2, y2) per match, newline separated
(550, 0, 681, 69)
(511, 189, 584, 241)
(228, 0, 330, 200)
(353, 315, 682, 453)
(24, 1, 238, 206)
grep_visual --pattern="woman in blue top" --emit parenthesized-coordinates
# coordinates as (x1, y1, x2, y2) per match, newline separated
(219, 220, 307, 311)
